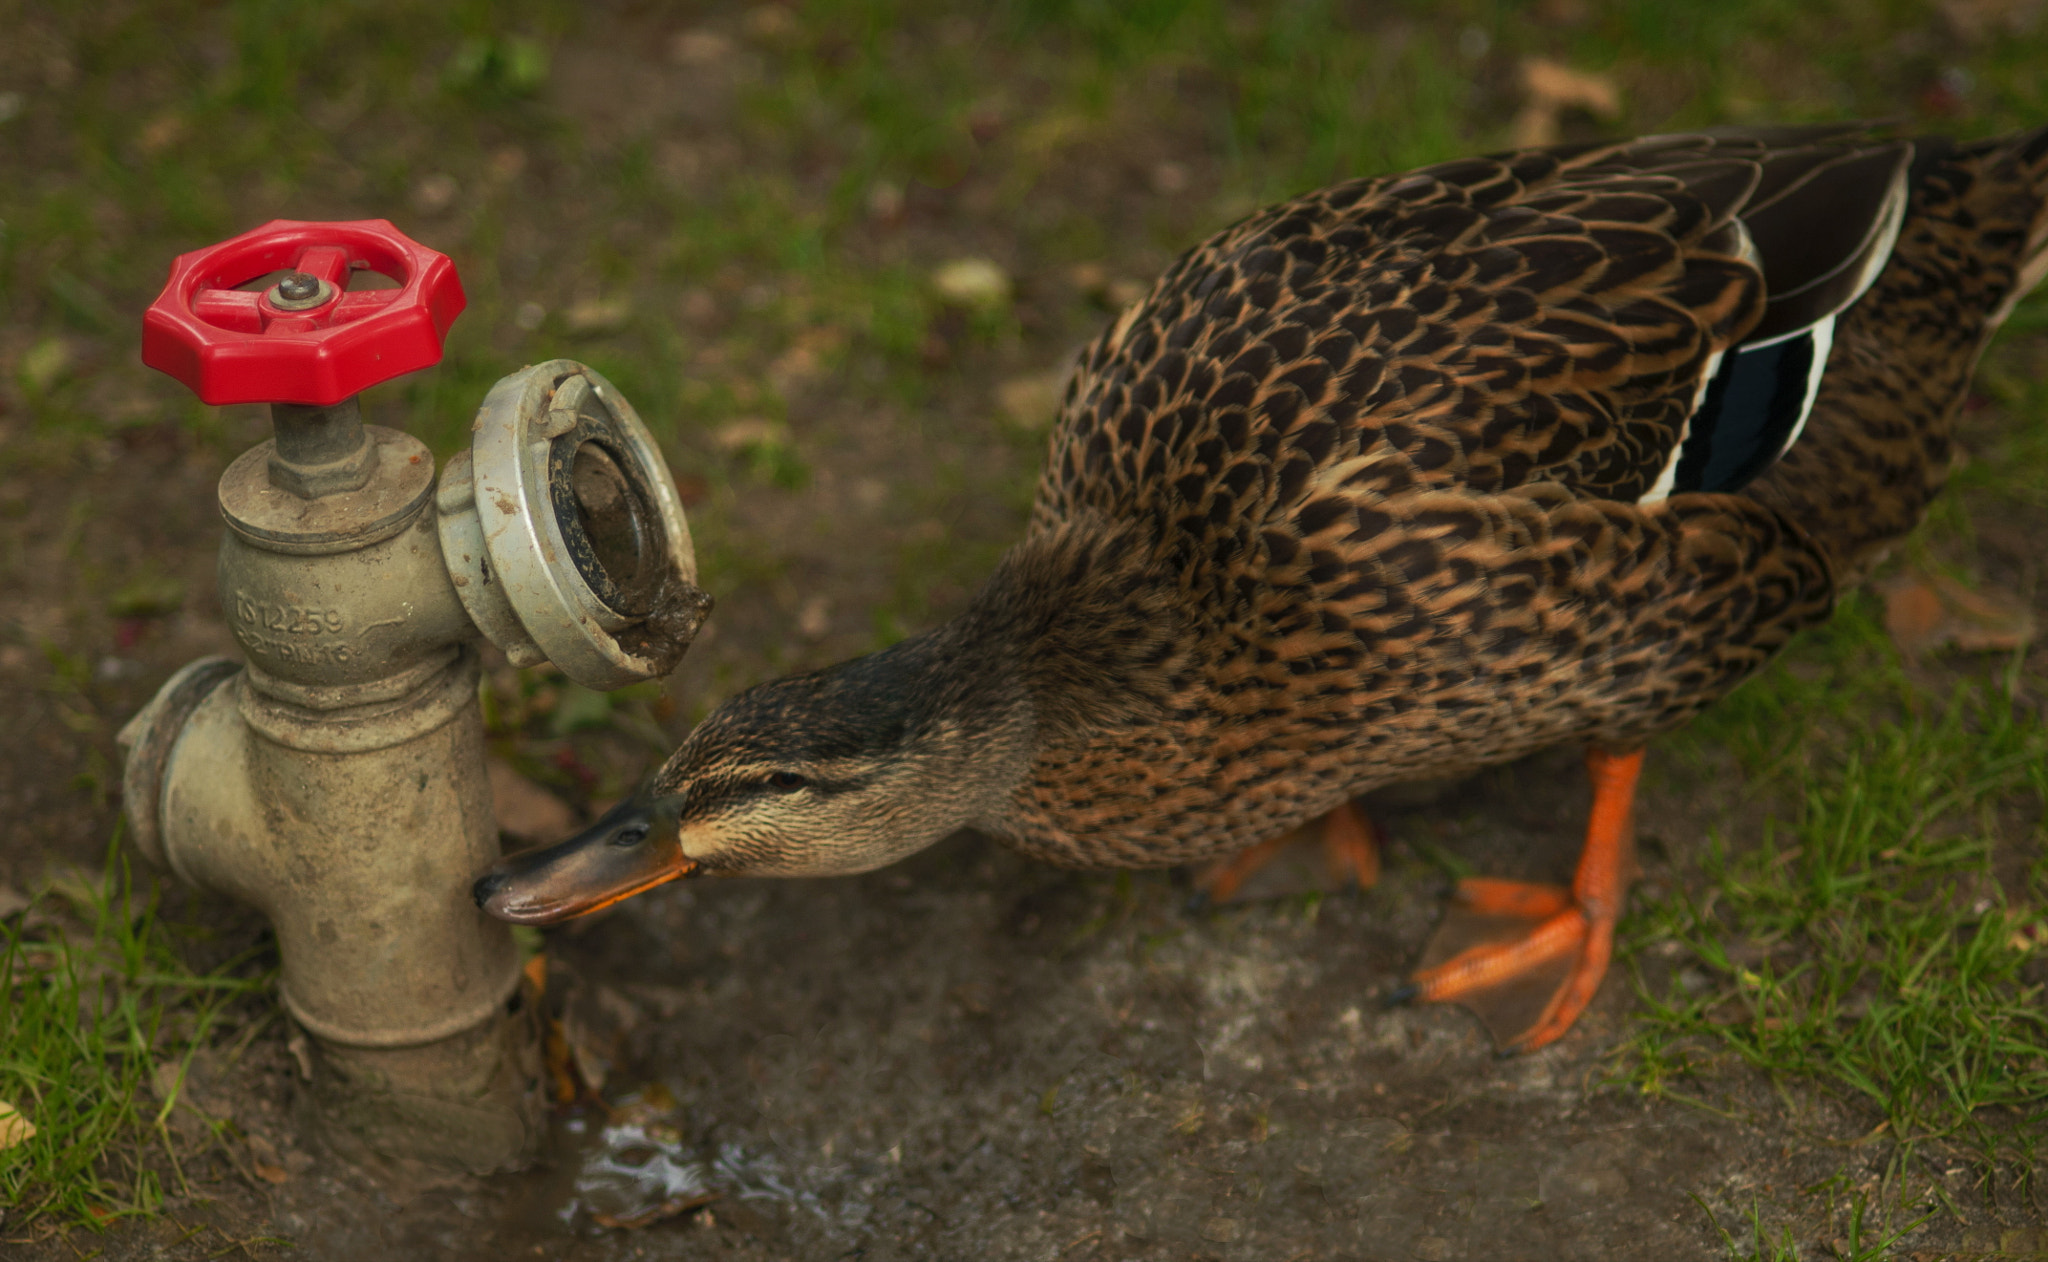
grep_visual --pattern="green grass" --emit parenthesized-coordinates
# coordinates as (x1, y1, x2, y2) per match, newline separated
(1625, 680, 2048, 1149)
(1701, 1190, 1933, 1262)
(1616, 609, 2048, 1254)
(0, 838, 272, 1232)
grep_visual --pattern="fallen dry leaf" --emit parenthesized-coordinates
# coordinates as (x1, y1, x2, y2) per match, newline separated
(1876, 567, 2035, 657)
(285, 1027, 314, 1082)
(712, 416, 786, 452)
(531, 955, 595, 1105)
(1522, 56, 1621, 114)
(1106, 276, 1149, 308)
(996, 369, 1069, 431)
(564, 295, 632, 334)
(745, 4, 799, 41)
(0, 1100, 36, 1149)
(410, 172, 459, 215)
(488, 145, 527, 182)
(932, 257, 1011, 308)
(246, 1131, 289, 1184)
(1513, 57, 1621, 147)
(2008, 920, 2048, 953)
(796, 594, 832, 641)
(767, 326, 847, 395)
(669, 28, 737, 66)
(1939, 0, 2044, 41)
(1534, 0, 1591, 23)
(137, 111, 186, 154)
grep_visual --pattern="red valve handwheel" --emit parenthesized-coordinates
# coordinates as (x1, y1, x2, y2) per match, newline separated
(141, 219, 466, 407)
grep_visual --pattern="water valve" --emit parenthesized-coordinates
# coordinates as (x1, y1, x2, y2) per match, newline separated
(120, 218, 710, 1173)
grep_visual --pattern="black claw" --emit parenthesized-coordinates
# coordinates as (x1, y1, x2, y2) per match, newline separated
(1383, 982, 1421, 1009)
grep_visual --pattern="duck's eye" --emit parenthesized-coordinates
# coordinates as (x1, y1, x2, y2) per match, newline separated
(766, 771, 808, 792)
(610, 822, 650, 847)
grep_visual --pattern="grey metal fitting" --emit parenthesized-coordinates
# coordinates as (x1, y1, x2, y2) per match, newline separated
(267, 270, 334, 311)
(119, 360, 706, 1173)
(267, 398, 377, 498)
(436, 360, 709, 689)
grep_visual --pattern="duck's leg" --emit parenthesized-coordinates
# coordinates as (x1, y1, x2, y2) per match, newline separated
(1192, 800, 1381, 907)
(1395, 746, 1641, 1053)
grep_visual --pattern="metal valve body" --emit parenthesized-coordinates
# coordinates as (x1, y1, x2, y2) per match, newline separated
(120, 222, 706, 1172)
(127, 412, 533, 1170)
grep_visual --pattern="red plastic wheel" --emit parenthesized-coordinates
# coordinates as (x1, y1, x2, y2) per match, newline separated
(141, 219, 466, 406)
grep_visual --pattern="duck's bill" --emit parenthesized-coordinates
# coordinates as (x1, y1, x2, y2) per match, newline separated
(472, 798, 698, 925)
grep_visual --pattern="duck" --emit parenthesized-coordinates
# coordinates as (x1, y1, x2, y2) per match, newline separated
(474, 122, 2048, 1054)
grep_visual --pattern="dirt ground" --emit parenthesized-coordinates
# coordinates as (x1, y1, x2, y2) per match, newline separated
(11, 751, 2035, 1261)
(6, 2, 2048, 1258)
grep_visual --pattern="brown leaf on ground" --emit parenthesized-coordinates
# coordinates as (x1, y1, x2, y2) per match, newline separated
(564, 982, 644, 1096)
(137, 112, 186, 155)
(1512, 57, 1621, 147)
(1940, 0, 2044, 42)
(489, 758, 580, 845)
(0, 1100, 35, 1149)
(996, 369, 1069, 431)
(1875, 568, 2036, 657)
(564, 295, 632, 334)
(797, 593, 833, 640)
(533, 955, 629, 1106)
(247, 1133, 290, 1183)
(712, 416, 786, 452)
(932, 257, 1011, 308)
(669, 29, 737, 66)
(591, 1195, 717, 1231)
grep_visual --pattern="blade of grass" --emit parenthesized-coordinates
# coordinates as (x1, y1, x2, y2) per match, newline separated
(0, 832, 274, 1231)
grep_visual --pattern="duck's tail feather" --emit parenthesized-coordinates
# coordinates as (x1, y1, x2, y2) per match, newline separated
(1619, 131, 1916, 501)
(1981, 124, 2048, 332)
(1739, 123, 2048, 585)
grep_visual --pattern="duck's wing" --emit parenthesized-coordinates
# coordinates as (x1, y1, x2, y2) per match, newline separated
(1037, 125, 1913, 536)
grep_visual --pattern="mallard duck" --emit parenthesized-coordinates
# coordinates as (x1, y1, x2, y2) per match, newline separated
(475, 123, 2048, 1053)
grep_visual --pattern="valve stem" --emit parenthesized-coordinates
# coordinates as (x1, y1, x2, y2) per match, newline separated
(269, 397, 378, 498)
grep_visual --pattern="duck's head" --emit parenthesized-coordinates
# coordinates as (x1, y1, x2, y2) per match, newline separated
(472, 630, 1033, 925)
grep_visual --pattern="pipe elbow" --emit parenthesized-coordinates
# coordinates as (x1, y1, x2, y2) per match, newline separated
(118, 657, 243, 879)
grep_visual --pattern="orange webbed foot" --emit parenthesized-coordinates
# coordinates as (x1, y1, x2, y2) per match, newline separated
(1190, 800, 1381, 909)
(1392, 747, 1642, 1054)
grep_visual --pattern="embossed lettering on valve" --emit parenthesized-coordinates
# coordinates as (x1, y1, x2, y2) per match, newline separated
(234, 590, 355, 663)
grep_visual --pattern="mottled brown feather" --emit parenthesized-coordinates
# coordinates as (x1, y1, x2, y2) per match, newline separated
(646, 126, 2048, 886)
(978, 126, 2048, 870)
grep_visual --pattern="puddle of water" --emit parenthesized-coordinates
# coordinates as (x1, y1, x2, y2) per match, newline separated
(530, 1084, 874, 1238)
(709, 1141, 873, 1227)
(564, 1114, 713, 1229)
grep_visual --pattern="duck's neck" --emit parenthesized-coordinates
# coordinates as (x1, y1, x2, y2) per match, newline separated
(922, 511, 1180, 731)
(957, 513, 1185, 736)
(834, 514, 1178, 832)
